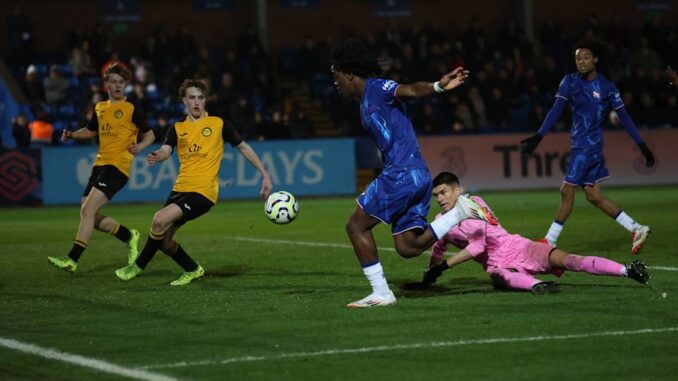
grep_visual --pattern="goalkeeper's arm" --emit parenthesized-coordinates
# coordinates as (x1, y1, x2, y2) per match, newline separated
(422, 249, 474, 284)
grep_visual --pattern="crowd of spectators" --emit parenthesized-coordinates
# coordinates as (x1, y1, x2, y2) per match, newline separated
(294, 15, 677, 136)
(4, 4, 677, 148)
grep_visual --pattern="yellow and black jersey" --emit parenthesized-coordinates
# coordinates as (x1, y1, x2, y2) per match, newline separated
(87, 98, 150, 176)
(164, 114, 243, 203)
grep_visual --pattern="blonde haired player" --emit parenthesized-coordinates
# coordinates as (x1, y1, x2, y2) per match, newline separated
(115, 79, 272, 285)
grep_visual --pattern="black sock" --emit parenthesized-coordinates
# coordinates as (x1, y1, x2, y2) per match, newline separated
(136, 235, 163, 269)
(170, 244, 198, 272)
(114, 225, 132, 243)
(68, 241, 87, 262)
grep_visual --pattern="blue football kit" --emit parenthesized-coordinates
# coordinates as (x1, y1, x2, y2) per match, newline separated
(357, 78, 432, 234)
(539, 73, 642, 186)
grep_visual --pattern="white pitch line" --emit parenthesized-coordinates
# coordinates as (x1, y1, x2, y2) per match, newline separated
(0, 337, 181, 381)
(142, 327, 678, 369)
(232, 236, 397, 252)
(649, 266, 678, 271)
(232, 236, 678, 270)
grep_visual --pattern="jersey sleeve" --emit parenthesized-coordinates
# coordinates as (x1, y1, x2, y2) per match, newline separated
(86, 110, 99, 131)
(375, 79, 400, 103)
(163, 125, 177, 148)
(459, 222, 487, 257)
(131, 103, 151, 133)
(555, 75, 570, 101)
(608, 83, 625, 110)
(222, 119, 244, 147)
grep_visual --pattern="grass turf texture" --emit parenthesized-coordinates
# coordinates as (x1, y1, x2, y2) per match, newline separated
(1, 187, 677, 380)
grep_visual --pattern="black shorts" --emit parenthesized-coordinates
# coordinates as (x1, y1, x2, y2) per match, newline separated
(165, 191, 214, 226)
(83, 165, 128, 200)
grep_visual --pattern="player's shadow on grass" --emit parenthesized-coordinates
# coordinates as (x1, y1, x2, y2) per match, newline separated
(557, 282, 641, 290)
(394, 277, 494, 298)
(4, 291, 207, 326)
(245, 266, 346, 277)
(205, 265, 248, 278)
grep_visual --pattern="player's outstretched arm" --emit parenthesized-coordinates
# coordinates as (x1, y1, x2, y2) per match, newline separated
(147, 145, 172, 167)
(422, 249, 473, 285)
(395, 67, 469, 98)
(62, 127, 96, 142)
(521, 97, 567, 154)
(236, 141, 272, 200)
(128, 129, 156, 155)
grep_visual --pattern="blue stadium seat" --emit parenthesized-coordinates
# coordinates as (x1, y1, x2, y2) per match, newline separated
(58, 64, 73, 77)
(34, 64, 49, 76)
(147, 89, 161, 101)
(171, 103, 186, 116)
(53, 120, 68, 131)
(58, 104, 77, 118)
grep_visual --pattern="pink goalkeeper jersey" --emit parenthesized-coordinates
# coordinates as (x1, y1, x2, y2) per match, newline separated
(431, 196, 534, 271)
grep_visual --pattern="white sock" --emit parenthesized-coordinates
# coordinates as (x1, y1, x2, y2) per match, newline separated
(362, 262, 390, 296)
(429, 205, 465, 239)
(545, 221, 564, 245)
(621, 265, 628, 276)
(615, 211, 639, 232)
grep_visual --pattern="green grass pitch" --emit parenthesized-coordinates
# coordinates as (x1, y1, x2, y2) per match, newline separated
(1, 186, 677, 380)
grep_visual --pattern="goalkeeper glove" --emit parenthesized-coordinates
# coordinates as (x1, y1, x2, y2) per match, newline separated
(520, 134, 543, 154)
(422, 261, 450, 285)
(638, 142, 655, 167)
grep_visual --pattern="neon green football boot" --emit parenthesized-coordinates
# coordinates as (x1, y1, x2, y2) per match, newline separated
(170, 265, 205, 286)
(115, 263, 143, 281)
(47, 256, 78, 273)
(127, 229, 140, 265)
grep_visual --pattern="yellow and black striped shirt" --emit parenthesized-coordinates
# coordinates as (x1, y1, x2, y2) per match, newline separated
(164, 115, 243, 203)
(87, 98, 150, 177)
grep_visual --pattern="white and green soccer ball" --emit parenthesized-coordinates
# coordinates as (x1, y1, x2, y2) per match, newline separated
(265, 191, 299, 225)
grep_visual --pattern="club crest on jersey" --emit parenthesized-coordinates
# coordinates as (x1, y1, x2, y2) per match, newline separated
(202, 127, 212, 137)
(592, 91, 600, 99)
(382, 80, 397, 92)
(114, 110, 123, 119)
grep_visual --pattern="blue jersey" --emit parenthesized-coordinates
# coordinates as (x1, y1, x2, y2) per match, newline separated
(556, 73, 624, 151)
(360, 78, 428, 170)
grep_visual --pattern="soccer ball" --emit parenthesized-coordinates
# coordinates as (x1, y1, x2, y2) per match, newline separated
(265, 191, 298, 225)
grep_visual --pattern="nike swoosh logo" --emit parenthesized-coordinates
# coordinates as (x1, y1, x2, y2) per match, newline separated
(180, 133, 188, 136)
(98, 182, 107, 187)
(184, 203, 191, 210)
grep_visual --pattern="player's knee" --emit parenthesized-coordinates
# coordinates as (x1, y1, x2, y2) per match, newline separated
(79, 204, 95, 220)
(560, 188, 574, 201)
(585, 193, 602, 206)
(345, 219, 359, 236)
(150, 215, 169, 235)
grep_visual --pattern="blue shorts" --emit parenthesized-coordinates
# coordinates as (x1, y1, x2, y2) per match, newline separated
(564, 150, 609, 187)
(357, 167, 432, 235)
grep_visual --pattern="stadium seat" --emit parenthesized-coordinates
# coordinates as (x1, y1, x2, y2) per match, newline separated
(57, 104, 77, 118)
(57, 64, 73, 76)
(34, 64, 49, 76)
